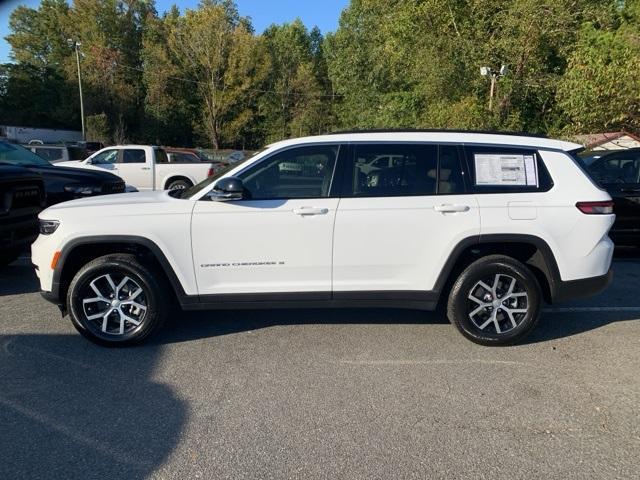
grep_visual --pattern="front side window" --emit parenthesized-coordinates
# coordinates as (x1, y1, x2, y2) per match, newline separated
(349, 144, 438, 197)
(120, 149, 146, 164)
(239, 145, 338, 199)
(588, 153, 640, 184)
(91, 149, 119, 164)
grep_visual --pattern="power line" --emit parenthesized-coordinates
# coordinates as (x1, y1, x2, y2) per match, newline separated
(115, 62, 342, 99)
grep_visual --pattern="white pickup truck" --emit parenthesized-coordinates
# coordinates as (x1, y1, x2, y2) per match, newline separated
(56, 145, 215, 191)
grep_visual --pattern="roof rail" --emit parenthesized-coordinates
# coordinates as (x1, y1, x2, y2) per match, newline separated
(327, 128, 550, 139)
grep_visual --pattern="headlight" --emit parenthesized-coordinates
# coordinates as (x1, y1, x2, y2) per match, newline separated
(39, 220, 60, 235)
(64, 184, 102, 195)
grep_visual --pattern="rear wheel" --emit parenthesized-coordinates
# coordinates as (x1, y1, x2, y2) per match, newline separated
(447, 255, 542, 346)
(67, 254, 168, 346)
(166, 178, 192, 191)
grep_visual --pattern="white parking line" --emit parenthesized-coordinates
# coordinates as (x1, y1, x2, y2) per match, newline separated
(543, 306, 640, 313)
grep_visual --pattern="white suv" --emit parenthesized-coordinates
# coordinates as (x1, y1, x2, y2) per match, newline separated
(32, 131, 615, 346)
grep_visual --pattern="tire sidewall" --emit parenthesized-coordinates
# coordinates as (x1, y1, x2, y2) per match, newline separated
(450, 258, 541, 346)
(67, 256, 163, 346)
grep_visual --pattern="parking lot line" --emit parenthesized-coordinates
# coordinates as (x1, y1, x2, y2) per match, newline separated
(543, 306, 640, 313)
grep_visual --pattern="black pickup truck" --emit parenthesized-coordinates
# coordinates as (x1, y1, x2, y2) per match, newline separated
(0, 165, 46, 267)
(0, 140, 125, 206)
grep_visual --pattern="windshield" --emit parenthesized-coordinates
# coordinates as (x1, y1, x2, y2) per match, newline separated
(173, 148, 267, 199)
(0, 141, 51, 167)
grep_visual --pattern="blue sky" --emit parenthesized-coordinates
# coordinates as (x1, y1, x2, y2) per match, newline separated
(0, 0, 349, 63)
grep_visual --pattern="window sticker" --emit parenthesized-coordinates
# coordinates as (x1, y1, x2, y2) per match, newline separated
(474, 153, 538, 186)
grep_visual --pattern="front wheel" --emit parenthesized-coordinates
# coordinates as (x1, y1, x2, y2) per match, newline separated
(67, 254, 168, 346)
(447, 255, 542, 346)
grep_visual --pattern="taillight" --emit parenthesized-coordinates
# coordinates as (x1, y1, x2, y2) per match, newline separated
(576, 201, 614, 214)
(207, 167, 215, 177)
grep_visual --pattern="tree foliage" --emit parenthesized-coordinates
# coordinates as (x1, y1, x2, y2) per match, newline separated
(1, 0, 637, 147)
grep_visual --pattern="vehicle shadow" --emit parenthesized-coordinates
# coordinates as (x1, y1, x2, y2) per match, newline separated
(0, 334, 186, 479)
(155, 304, 640, 347)
(0, 258, 40, 296)
(153, 307, 448, 345)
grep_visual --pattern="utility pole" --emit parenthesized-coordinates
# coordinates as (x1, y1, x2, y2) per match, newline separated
(480, 65, 508, 112)
(68, 39, 85, 140)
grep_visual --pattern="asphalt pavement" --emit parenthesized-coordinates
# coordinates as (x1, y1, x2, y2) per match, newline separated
(1, 255, 639, 479)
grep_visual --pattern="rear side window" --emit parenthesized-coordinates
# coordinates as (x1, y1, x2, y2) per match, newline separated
(588, 152, 640, 184)
(121, 149, 146, 164)
(349, 144, 438, 197)
(34, 147, 63, 161)
(343, 143, 466, 197)
(463, 146, 553, 193)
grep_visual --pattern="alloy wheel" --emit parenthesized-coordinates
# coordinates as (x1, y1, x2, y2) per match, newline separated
(80, 273, 148, 336)
(467, 273, 529, 335)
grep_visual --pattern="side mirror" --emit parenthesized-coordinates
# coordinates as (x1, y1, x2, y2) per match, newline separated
(208, 176, 245, 201)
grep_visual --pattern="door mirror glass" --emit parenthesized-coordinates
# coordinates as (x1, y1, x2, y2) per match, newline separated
(208, 176, 245, 201)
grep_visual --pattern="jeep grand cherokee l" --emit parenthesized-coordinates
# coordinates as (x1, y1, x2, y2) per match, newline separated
(32, 131, 615, 346)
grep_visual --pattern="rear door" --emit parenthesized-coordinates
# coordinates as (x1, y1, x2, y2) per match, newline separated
(332, 143, 480, 296)
(116, 148, 153, 190)
(588, 151, 640, 240)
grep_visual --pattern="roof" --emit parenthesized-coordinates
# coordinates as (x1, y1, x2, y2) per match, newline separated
(571, 131, 640, 150)
(268, 131, 582, 152)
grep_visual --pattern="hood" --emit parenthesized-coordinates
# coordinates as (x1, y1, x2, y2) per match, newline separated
(26, 163, 122, 183)
(42, 190, 176, 214)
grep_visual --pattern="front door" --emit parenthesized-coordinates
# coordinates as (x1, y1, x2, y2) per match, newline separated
(332, 143, 480, 294)
(191, 144, 341, 297)
(86, 148, 119, 173)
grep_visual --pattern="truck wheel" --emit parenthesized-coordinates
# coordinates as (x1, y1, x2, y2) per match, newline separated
(166, 178, 192, 190)
(67, 254, 168, 346)
(447, 255, 542, 346)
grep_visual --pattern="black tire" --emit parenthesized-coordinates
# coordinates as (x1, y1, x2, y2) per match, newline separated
(66, 254, 168, 347)
(447, 255, 542, 346)
(166, 178, 192, 191)
(0, 248, 23, 268)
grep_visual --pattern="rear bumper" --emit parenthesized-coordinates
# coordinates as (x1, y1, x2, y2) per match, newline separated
(552, 268, 613, 304)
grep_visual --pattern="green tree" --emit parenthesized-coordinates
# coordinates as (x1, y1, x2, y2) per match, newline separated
(260, 20, 332, 142)
(558, 1, 640, 133)
(166, 1, 269, 149)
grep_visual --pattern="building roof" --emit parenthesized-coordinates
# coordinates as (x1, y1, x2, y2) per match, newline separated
(269, 130, 583, 152)
(571, 131, 640, 150)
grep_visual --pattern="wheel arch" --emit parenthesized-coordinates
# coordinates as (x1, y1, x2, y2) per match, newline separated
(434, 234, 562, 305)
(52, 235, 192, 311)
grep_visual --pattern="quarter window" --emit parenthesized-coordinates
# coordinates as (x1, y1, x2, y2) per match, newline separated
(239, 145, 338, 199)
(464, 146, 553, 193)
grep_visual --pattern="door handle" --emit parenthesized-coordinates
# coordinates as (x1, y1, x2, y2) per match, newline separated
(434, 204, 470, 213)
(293, 207, 329, 216)
(141, 167, 151, 170)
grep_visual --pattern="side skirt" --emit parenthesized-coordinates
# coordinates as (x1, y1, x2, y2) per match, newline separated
(184, 291, 439, 311)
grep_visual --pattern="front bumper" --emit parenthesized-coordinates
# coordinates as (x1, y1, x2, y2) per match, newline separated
(552, 268, 613, 304)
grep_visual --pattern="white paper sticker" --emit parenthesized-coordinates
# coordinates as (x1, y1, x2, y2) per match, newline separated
(474, 154, 538, 186)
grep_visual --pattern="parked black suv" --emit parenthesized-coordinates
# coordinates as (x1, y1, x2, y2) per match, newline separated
(0, 140, 125, 206)
(586, 148, 640, 246)
(0, 165, 45, 267)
